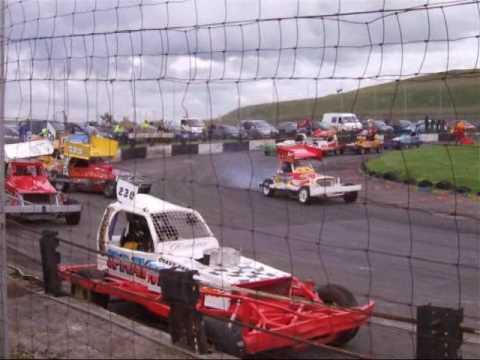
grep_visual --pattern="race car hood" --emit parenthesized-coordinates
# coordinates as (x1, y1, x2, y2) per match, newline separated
(7, 175, 56, 194)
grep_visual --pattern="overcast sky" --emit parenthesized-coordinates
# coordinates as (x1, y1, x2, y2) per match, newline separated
(4, 0, 480, 124)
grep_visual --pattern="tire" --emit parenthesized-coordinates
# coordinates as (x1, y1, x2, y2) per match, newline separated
(65, 212, 81, 225)
(262, 179, 274, 197)
(298, 187, 311, 205)
(103, 181, 116, 198)
(316, 284, 359, 346)
(90, 291, 109, 309)
(64, 198, 81, 225)
(204, 317, 245, 357)
(343, 191, 358, 203)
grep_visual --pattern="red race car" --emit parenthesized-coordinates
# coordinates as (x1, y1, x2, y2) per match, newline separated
(48, 136, 151, 198)
(4, 140, 82, 225)
(50, 157, 151, 198)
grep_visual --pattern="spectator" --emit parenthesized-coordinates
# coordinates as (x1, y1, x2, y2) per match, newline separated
(18, 121, 28, 142)
(424, 115, 429, 133)
(140, 119, 151, 130)
(441, 119, 447, 132)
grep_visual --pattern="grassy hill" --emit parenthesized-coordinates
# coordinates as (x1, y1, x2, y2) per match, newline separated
(220, 70, 480, 124)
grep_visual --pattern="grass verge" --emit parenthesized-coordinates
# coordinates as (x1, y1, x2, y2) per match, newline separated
(366, 145, 480, 193)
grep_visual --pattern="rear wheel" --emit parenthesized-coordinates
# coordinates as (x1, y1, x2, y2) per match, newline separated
(204, 317, 245, 357)
(103, 181, 116, 198)
(317, 284, 359, 346)
(298, 187, 311, 205)
(262, 179, 274, 197)
(343, 191, 358, 203)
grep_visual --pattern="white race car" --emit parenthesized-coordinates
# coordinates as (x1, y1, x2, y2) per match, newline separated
(59, 180, 373, 356)
(260, 144, 361, 204)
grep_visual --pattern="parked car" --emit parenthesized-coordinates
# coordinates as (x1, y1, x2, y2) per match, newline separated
(372, 120, 393, 133)
(209, 124, 247, 140)
(390, 132, 422, 149)
(277, 121, 298, 137)
(321, 113, 363, 132)
(241, 120, 279, 139)
(393, 120, 414, 134)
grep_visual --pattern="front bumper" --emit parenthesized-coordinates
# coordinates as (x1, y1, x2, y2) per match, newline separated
(5, 203, 82, 215)
(309, 184, 362, 198)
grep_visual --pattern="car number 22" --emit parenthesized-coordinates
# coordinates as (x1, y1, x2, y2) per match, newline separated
(118, 186, 135, 200)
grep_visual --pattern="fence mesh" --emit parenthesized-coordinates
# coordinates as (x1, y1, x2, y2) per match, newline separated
(2, 0, 480, 358)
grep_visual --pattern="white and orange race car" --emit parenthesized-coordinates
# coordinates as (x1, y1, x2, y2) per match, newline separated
(260, 144, 360, 204)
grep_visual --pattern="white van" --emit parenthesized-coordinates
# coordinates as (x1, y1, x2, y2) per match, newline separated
(322, 113, 363, 131)
(180, 118, 206, 140)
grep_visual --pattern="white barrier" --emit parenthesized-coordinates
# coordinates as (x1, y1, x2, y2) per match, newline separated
(146, 144, 172, 159)
(249, 139, 276, 150)
(198, 143, 224, 155)
(419, 134, 439, 143)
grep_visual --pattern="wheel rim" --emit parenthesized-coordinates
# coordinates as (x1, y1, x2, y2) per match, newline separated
(299, 189, 308, 203)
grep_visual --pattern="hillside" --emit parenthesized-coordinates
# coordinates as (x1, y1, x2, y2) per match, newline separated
(220, 70, 480, 124)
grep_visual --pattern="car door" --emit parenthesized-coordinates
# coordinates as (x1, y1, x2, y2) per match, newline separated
(104, 210, 159, 283)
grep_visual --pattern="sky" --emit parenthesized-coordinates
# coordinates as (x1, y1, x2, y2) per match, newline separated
(4, 0, 480, 125)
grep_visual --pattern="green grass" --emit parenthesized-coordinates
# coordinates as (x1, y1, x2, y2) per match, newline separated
(366, 145, 480, 193)
(220, 69, 480, 124)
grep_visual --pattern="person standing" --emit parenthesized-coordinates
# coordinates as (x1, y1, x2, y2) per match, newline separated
(18, 121, 28, 142)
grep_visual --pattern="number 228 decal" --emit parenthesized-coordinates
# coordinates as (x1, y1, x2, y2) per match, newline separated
(118, 186, 135, 200)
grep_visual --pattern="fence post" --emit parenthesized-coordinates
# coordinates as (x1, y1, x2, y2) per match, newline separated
(158, 269, 208, 354)
(39, 231, 62, 297)
(0, 0, 8, 356)
(417, 305, 463, 359)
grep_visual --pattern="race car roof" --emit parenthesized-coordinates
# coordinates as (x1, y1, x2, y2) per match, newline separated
(110, 193, 193, 214)
(277, 144, 323, 162)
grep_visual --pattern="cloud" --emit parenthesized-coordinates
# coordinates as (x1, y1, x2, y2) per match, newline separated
(4, 0, 480, 123)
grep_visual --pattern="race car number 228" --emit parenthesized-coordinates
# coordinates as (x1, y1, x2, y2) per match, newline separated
(116, 179, 139, 205)
(118, 186, 135, 200)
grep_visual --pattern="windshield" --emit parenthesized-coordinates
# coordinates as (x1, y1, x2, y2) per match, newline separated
(342, 116, 358, 124)
(183, 119, 203, 127)
(14, 165, 43, 176)
(151, 211, 211, 241)
(255, 121, 272, 129)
